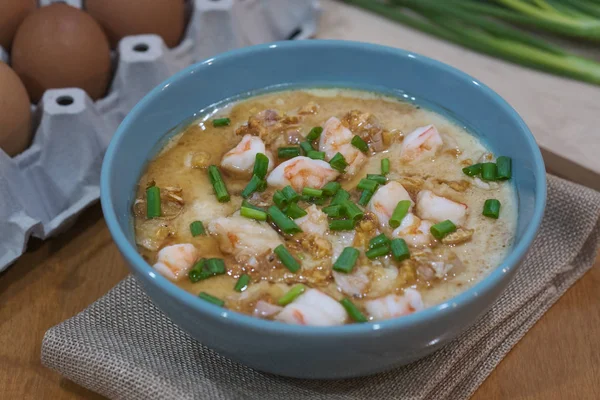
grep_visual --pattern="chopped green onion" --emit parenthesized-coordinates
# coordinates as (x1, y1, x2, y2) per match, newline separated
(381, 158, 390, 175)
(342, 200, 363, 222)
(253, 153, 269, 179)
(146, 186, 161, 218)
(366, 174, 387, 184)
(234, 274, 250, 292)
(306, 126, 323, 141)
(483, 199, 501, 219)
(330, 189, 350, 206)
(340, 298, 368, 323)
(282, 185, 300, 203)
(351, 135, 369, 153)
(277, 284, 306, 306)
(308, 196, 329, 206)
(430, 220, 457, 240)
(365, 244, 391, 259)
(462, 163, 482, 177)
(198, 292, 224, 306)
(481, 162, 498, 181)
(208, 165, 230, 203)
(329, 152, 348, 173)
(357, 178, 379, 192)
(212, 118, 230, 127)
(285, 202, 307, 219)
(358, 190, 375, 206)
(332, 247, 360, 273)
(189, 220, 205, 237)
(274, 244, 301, 273)
(496, 156, 512, 180)
(307, 150, 326, 160)
(329, 219, 355, 231)
(322, 204, 343, 218)
(206, 258, 226, 275)
(389, 200, 412, 229)
(369, 233, 390, 249)
(188, 259, 206, 283)
(278, 147, 301, 160)
(300, 141, 314, 154)
(189, 258, 226, 282)
(241, 200, 265, 212)
(241, 175, 265, 198)
(268, 206, 302, 234)
(240, 206, 268, 221)
(273, 190, 288, 209)
(302, 187, 324, 198)
(390, 238, 410, 262)
(322, 182, 341, 196)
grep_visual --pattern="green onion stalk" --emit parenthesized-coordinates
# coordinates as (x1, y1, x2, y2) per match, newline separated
(343, 0, 600, 86)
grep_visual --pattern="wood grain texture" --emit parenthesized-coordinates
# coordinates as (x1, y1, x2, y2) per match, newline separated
(0, 204, 598, 399)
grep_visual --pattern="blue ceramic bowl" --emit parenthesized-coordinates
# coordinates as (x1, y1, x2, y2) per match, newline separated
(101, 40, 546, 379)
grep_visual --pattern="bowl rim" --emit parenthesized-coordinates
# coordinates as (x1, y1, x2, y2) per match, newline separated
(101, 39, 547, 336)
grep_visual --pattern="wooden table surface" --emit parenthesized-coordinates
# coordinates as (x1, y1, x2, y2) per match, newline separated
(0, 203, 599, 399)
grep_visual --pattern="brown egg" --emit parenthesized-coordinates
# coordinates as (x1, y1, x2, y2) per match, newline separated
(0, 0, 36, 51)
(86, 0, 185, 48)
(0, 62, 32, 157)
(11, 3, 112, 103)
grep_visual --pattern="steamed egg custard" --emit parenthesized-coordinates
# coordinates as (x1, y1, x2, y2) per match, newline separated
(133, 89, 517, 326)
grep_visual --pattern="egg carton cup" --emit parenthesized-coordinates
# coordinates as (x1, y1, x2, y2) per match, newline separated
(0, 0, 321, 271)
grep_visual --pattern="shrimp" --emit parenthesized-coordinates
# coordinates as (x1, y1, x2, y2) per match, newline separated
(295, 205, 328, 236)
(221, 134, 274, 176)
(266, 156, 339, 192)
(207, 213, 283, 265)
(319, 116, 367, 176)
(364, 288, 424, 321)
(153, 243, 198, 281)
(275, 289, 347, 326)
(253, 300, 283, 318)
(400, 125, 443, 162)
(415, 190, 468, 226)
(392, 213, 434, 247)
(368, 181, 413, 229)
(333, 267, 370, 296)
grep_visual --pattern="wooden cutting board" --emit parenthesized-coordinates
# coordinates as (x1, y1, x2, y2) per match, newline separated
(317, 0, 600, 190)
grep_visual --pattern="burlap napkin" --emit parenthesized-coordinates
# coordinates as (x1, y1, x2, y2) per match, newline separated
(42, 175, 600, 400)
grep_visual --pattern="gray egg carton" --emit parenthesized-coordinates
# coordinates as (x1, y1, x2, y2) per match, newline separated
(0, 0, 321, 271)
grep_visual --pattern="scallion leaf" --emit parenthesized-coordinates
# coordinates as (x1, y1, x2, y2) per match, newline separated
(496, 156, 512, 180)
(306, 126, 323, 141)
(302, 187, 324, 198)
(146, 186, 161, 218)
(483, 199, 501, 219)
(198, 292, 225, 306)
(390, 238, 410, 262)
(365, 244, 391, 259)
(462, 163, 482, 177)
(274, 244, 301, 273)
(381, 158, 390, 175)
(369, 233, 390, 249)
(329, 152, 348, 173)
(307, 150, 326, 160)
(357, 178, 379, 192)
(282, 185, 300, 203)
(189, 220, 205, 236)
(322, 181, 341, 196)
(389, 200, 412, 229)
(481, 162, 498, 181)
(278, 147, 301, 160)
(212, 118, 230, 127)
(329, 219, 355, 231)
(234, 274, 250, 292)
(253, 153, 269, 179)
(268, 206, 302, 234)
(208, 165, 230, 203)
(351, 135, 369, 153)
(430, 219, 457, 240)
(278, 284, 306, 306)
(332, 247, 360, 273)
(366, 174, 387, 184)
(340, 298, 368, 323)
(285, 202, 308, 219)
(240, 206, 268, 221)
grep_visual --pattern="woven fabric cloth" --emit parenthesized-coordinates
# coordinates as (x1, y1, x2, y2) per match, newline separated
(42, 175, 600, 400)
